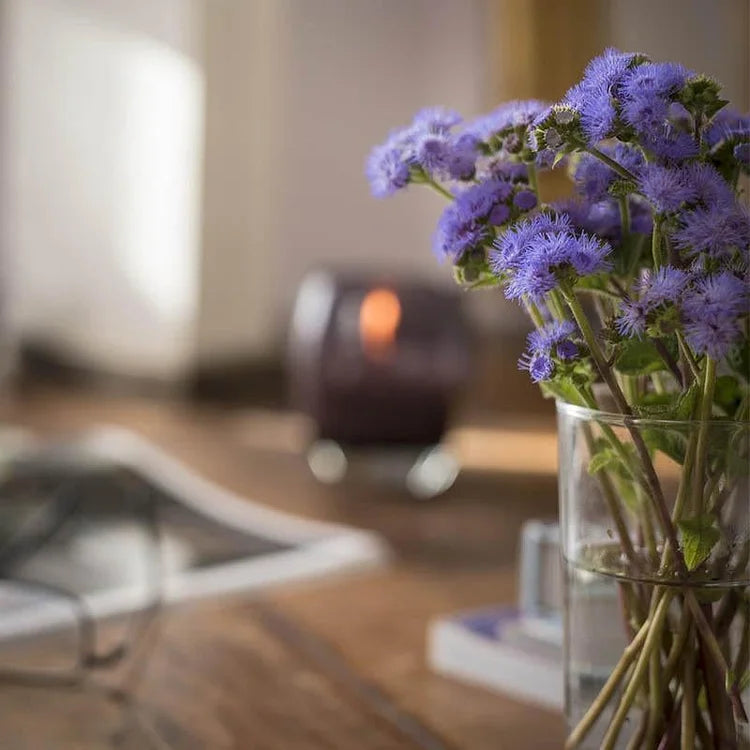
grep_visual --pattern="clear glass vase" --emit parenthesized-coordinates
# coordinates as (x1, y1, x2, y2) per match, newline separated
(557, 402, 750, 750)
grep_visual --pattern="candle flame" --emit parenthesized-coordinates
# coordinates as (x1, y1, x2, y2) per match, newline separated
(359, 287, 401, 359)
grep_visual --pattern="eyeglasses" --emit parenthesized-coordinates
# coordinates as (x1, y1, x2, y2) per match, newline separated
(0, 461, 164, 747)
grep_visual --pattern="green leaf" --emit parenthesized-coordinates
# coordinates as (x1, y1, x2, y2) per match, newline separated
(539, 378, 587, 407)
(643, 428, 687, 465)
(714, 375, 743, 415)
(588, 449, 616, 475)
(576, 274, 621, 299)
(727, 341, 749, 383)
(673, 383, 699, 420)
(678, 514, 720, 571)
(615, 339, 668, 376)
(635, 392, 678, 419)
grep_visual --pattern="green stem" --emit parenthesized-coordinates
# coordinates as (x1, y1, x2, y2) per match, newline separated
(523, 297, 545, 328)
(734, 603, 750, 689)
(561, 282, 686, 568)
(528, 162, 540, 197)
(646, 643, 665, 747)
(676, 332, 701, 383)
(651, 220, 663, 269)
(688, 594, 748, 723)
(619, 195, 631, 241)
(547, 288, 568, 322)
(424, 177, 454, 201)
(601, 592, 674, 750)
(663, 599, 692, 683)
(564, 614, 653, 749)
(587, 146, 640, 182)
(691, 357, 717, 515)
(681, 628, 697, 750)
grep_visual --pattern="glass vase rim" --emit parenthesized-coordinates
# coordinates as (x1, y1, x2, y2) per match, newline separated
(556, 399, 750, 428)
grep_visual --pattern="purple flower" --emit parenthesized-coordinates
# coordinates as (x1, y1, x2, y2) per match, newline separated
(640, 266, 690, 306)
(620, 62, 691, 130)
(685, 163, 736, 209)
(617, 300, 650, 337)
(524, 353, 555, 382)
(490, 213, 572, 274)
(513, 190, 538, 211)
(519, 320, 580, 382)
(573, 144, 644, 202)
(622, 62, 691, 100)
(465, 100, 550, 142)
(638, 163, 698, 213)
(528, 320, 578, 355)
(735, 143, 750, 166)
(412, 107, 462, 133)
(366, 139, 412, 197)
(555, 197, 652, 242)
(706, 108, 750, 149)
(616, 267, 691, 338)
(480, 159, 528, 182)
(414, 132, 451, 173)
(367, 106, 473, 196)
(617, 269, 681, 336)
(489, 203, 511, 226)
(412, 130, 479, 181)
(432, 178, 514, 260)
(504, 231, 612, 301)
(457, 178, 512, 217)
(673, 202, 750, 260)
(432, 210, 489, 262)
(641, 129, 699, 161)
(618, 63, 698, 161)
(682, 272, 749, 359)
(445, 133, 479, 179)
(563, 48, 642, 143)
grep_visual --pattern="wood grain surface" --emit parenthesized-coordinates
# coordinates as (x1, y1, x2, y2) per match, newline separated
(0, 387, 565, 749)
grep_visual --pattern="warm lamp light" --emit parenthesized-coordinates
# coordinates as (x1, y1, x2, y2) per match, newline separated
(359, 287, 401, 359)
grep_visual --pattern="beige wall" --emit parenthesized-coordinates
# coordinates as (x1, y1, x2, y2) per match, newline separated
(609, 0, 749, 110)
(197, 0, 489, 365)
(3, 0, 748, 378)
(2, 0, 205, 379)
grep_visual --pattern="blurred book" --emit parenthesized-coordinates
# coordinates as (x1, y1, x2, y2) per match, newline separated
(428, 606, 562, 710)
(0, 427, 388, 640)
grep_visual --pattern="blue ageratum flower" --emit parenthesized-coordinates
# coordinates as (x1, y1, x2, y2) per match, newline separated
(573, 144, 644, 202)
(480, 159, 529, 182)
(706, 108, 750, 149)
(563, 48, 642, 143)
(412, 107, 462, 133)
(500, 226, 612, 302)
(519, 320, 580, 382)
(432, 178, 514, 261)
(490, 213, 573, 274)
(620, 62, 692, 131)
(557, 197, 653, 242)
(367, 107, 476, 197)
(637, 163, 699, 213)
(366, 137, 413, 197)
(682, 272, 749, 359)
(683, 163, 736, 209)
(618, 62, 699, 161)
(413, 130, 479, 181)
(616, 266, 691, 337)
(465, 100, 550, 143)
(673, 202, 750, 262)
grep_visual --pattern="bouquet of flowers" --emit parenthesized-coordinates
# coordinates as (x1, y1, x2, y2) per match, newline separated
(368, 49, 749, 749)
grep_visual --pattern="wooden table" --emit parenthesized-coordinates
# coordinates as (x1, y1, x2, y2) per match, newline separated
(0, 387, 566, 749)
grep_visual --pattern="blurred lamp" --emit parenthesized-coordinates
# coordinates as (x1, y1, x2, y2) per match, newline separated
(288, 271, 471, 446)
